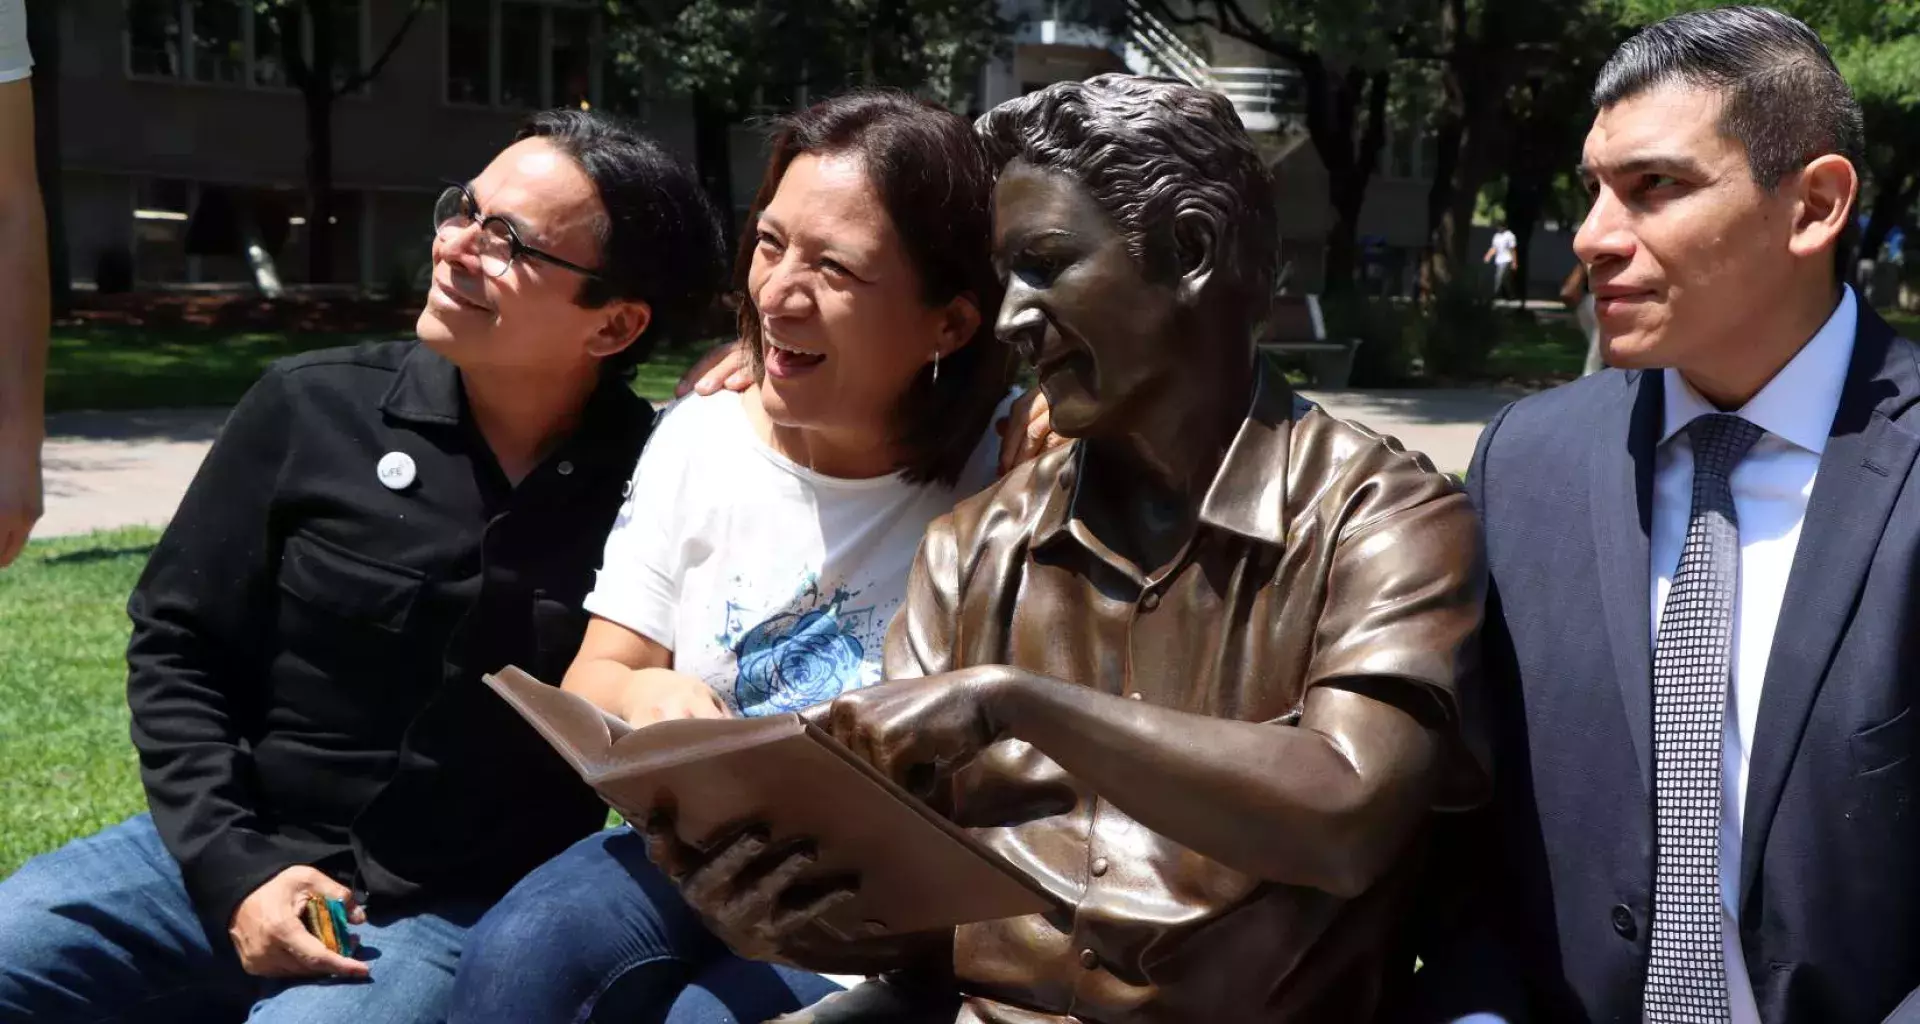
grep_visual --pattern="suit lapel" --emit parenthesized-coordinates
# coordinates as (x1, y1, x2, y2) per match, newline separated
(1589, 369, 1665, 794)
(1740, 309, 1920, 905)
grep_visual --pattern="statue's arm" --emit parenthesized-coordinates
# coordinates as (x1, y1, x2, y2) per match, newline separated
(985, 669, 1439, 897)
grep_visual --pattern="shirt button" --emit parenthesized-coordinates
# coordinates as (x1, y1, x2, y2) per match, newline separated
(1090, 857, 1109, 877)
(1141, 591, 1160, 610)
(557, 461, 575, 476)
(1079, 948, 1099, 970)
(1611, 904, 1637, 939)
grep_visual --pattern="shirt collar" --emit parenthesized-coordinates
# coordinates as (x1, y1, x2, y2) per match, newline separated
(1032, 357, 1295, 555)
(1660, 285, 1859, 455)
(380, 341, 466, 426)
(379, 340, 645, 441)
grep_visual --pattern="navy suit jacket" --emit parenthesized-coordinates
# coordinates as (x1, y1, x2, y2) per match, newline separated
(1412, 305, 1920, 1023)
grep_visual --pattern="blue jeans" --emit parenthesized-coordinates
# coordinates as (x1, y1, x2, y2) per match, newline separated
(449, 826, 843, 1023)
(0, 814, 486, 1023)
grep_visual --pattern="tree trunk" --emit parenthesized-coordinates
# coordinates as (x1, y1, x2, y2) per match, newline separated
(1301, 63, 1388, 296)
(1421, 0, 1516, 301)
(24, 0, 66, 315)
(1421, 112, 1463, 297)
(692, 89, 736, 245)
(299, 0, 339, 284)
(304, 86, 336, 284)
(1861, 167, 1918, 264)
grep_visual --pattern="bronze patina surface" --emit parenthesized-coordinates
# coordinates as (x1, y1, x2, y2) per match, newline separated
(649, 74, 1489, 1023)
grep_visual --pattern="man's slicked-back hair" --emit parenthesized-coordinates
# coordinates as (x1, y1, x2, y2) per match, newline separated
(516, 109, 728, 379)
(1593, 5, 1864, 190)
(976, 74, 1279, 328)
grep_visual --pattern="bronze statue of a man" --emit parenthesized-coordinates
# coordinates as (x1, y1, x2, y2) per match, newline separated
(647, 74, 1488, 1023)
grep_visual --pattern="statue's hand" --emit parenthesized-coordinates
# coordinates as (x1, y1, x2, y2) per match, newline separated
(644, 810, 856, 965)
(823, 668, 1010, 799)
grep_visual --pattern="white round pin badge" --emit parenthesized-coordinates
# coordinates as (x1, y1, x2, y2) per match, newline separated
(377, 451, 418, 491)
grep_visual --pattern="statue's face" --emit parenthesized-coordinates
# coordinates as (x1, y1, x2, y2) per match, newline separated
(991, 161, 1180, 439)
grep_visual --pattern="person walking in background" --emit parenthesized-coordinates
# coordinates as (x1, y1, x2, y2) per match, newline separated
(1485, 222, 1519, 301)
(0, 0, 47, 568)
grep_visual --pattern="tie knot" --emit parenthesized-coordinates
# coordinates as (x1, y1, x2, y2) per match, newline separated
(1687, 413, 1764, 478)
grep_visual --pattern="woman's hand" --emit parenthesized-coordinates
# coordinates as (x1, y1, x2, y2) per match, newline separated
(621, 669, 729, 727)
(997, 388, 1067, 475)
(676, 339, 755, 398)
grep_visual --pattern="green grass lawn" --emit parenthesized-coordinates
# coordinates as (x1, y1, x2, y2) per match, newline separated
(47, 324, 716, 414)
(1482, 314, 1589, 384)
(0, 528, 159, 876)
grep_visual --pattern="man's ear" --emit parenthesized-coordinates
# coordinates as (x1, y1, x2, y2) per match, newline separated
(1788, 153, 1859, 261)
(587, 300, 653, 360)
(1173, 208, 1219, 306)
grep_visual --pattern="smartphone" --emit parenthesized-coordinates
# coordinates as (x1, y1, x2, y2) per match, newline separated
(300, 894, 355, 955)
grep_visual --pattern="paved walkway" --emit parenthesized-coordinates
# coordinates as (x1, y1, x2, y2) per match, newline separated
(31, 388, 1523, 540)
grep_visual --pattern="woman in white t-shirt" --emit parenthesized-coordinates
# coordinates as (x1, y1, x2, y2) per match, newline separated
(449, 92, 1017, 1024)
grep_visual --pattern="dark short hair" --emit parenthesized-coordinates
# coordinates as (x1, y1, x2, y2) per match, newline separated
(976, 74, 1279, 329)
(736, 91, 1014, 487)
(516, 109, 728, 378)
(1593, 5, 1865, 190)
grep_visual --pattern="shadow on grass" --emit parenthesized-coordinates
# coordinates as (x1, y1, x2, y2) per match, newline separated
(39, 544, 158, 566)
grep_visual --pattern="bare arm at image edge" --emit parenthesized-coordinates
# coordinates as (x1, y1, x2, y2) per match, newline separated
(0, 0, 46, 568)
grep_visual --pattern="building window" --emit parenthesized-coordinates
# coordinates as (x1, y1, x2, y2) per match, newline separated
(125, 0, 368, 90)
(548, 6, 594, 111)
(190, 0, 244, 84)
(445, 0, 493, 103)
(128, 0, 185, 77)
(499, 2, 544, 108)
(445, 0, 602, 110)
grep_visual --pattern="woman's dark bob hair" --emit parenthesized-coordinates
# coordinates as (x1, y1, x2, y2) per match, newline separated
(735, 91, 1015, 487)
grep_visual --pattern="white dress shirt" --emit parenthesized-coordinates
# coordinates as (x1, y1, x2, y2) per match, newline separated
(1649, 286, 1858, 1022)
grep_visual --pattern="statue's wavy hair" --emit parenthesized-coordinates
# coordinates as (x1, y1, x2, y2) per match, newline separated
(976, 74, 1279, 325)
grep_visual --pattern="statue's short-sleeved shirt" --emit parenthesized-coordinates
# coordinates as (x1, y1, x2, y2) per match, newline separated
(884, 361, 1488, 1024)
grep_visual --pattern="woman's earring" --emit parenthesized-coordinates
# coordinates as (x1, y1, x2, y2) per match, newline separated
(932, 348, 940, 386)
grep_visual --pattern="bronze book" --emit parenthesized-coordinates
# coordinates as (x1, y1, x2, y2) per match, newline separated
(483, 666, 1055, 940)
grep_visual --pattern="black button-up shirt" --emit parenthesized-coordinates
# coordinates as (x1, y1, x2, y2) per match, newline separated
(126, 340, 650, 932)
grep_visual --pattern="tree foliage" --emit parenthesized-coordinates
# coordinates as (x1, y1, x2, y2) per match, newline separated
(602, 0, 1008, 114)
(1144, 0, 1425, 295)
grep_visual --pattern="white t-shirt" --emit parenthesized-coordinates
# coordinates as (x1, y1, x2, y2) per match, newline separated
(0, 0, 31, 84)
(583, 389, 1006, 717)
(1491, 229, 1518, 266)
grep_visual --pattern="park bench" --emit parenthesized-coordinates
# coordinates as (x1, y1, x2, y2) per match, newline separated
(1260, 293, 1362, 388)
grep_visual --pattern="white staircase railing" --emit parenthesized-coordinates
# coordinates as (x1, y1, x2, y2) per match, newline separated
(1120, 0, 1301, 135)
(1123, 0, 1214, 89)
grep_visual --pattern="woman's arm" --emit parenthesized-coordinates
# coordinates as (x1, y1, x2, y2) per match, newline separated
(561, 615, 726, 725)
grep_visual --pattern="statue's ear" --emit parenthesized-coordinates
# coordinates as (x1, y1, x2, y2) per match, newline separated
(1173, 207, 1219, 306)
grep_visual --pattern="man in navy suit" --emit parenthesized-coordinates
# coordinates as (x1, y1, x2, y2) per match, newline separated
(1413, 7, 1920, 1023)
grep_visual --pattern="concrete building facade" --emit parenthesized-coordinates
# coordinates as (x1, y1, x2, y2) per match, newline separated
(49, 0, 692, 290)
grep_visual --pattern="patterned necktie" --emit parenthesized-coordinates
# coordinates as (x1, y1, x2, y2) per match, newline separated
(1644, 412, 1764, 1023)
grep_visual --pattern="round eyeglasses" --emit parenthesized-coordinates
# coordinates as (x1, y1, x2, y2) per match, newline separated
(432, 182, 602, 281)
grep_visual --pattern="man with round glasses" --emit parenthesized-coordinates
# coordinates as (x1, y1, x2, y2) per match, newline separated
(0, 109, 728, 1022)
